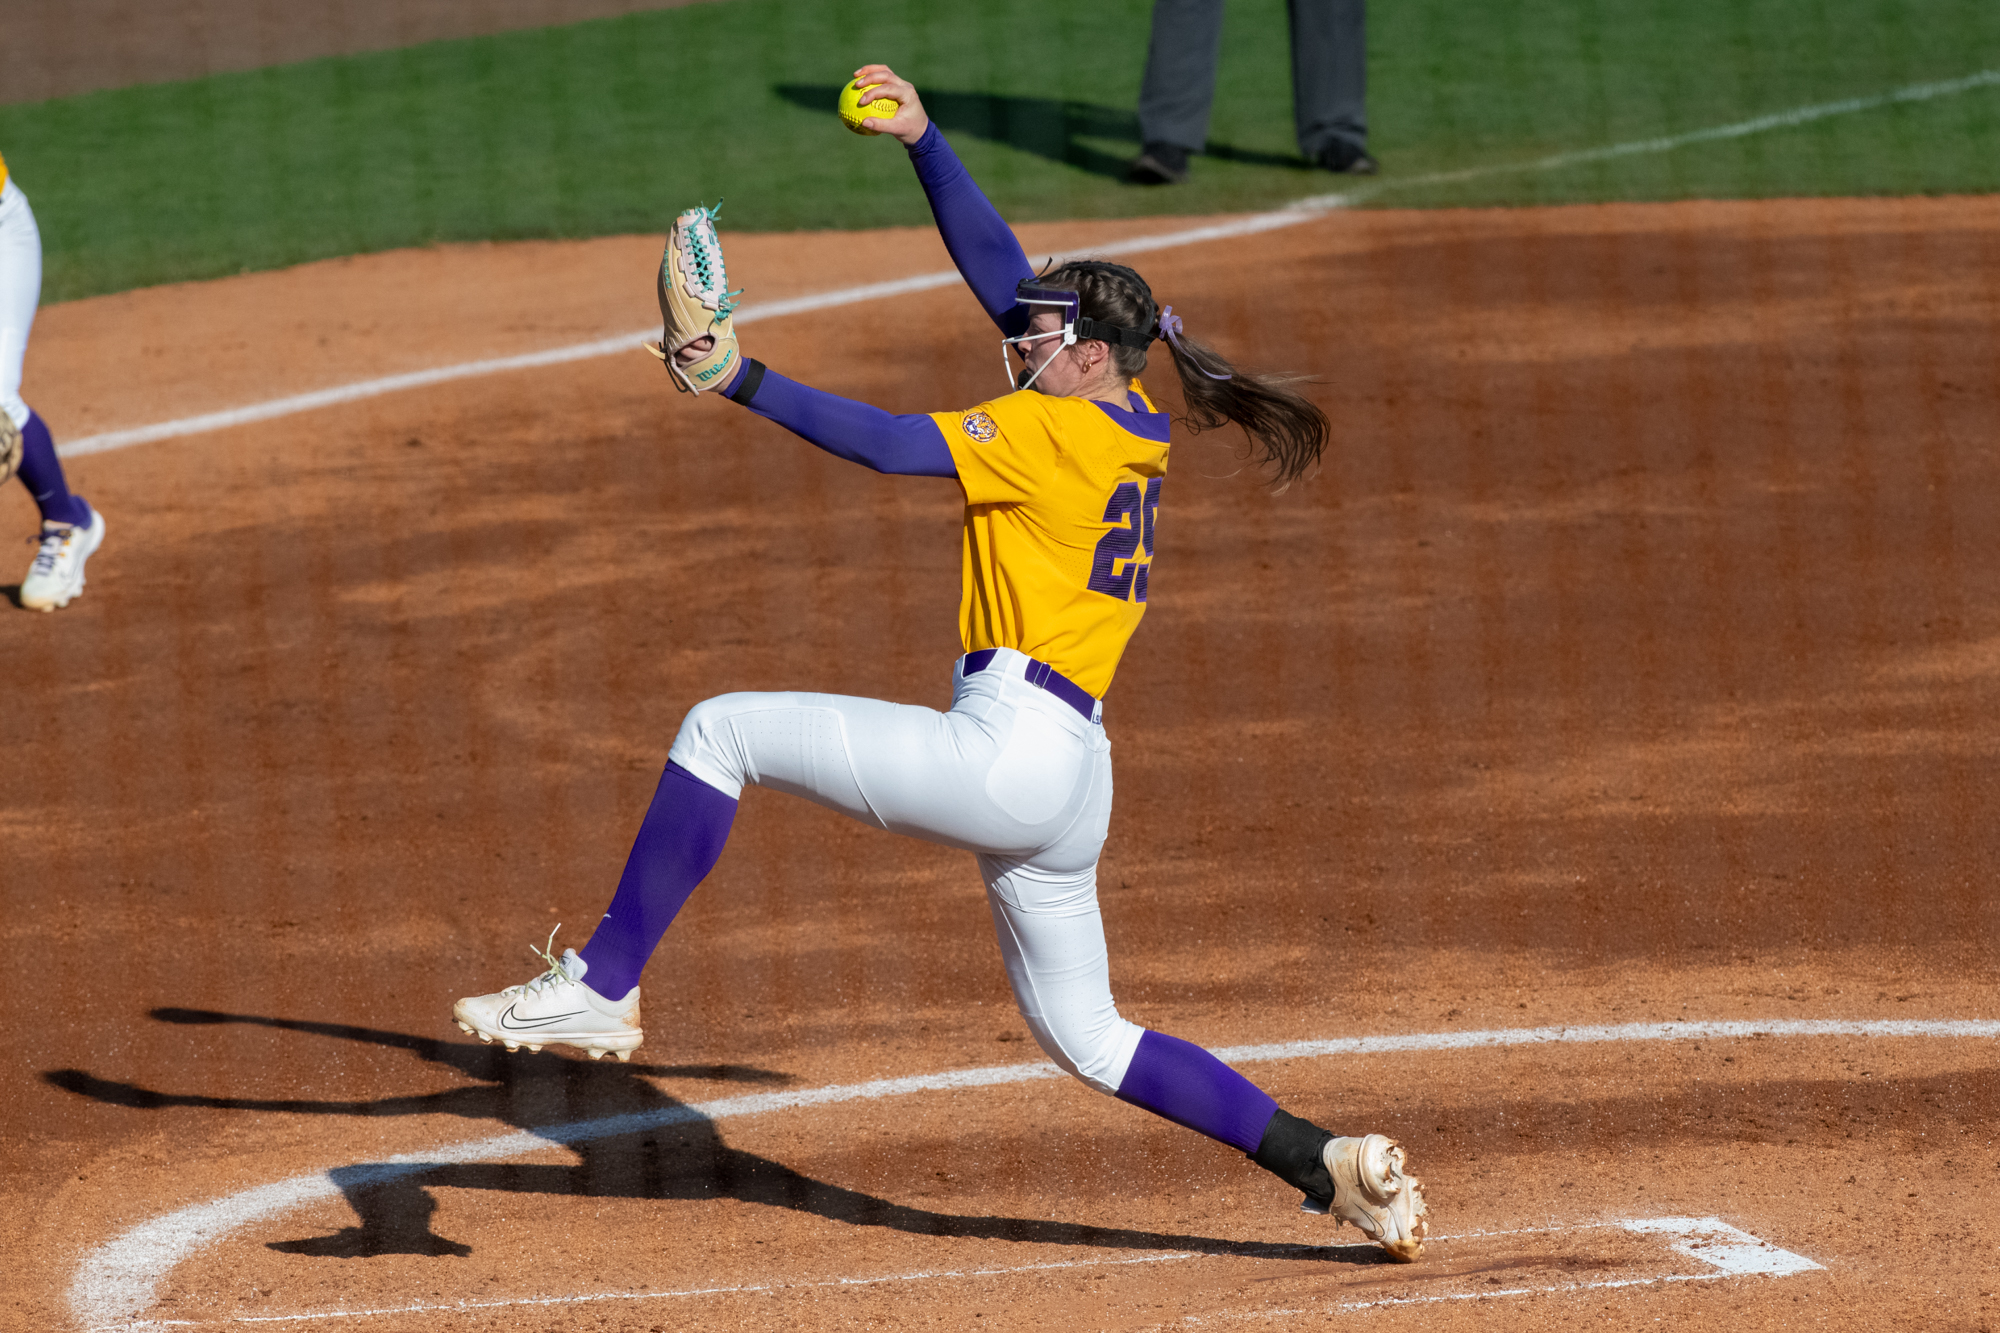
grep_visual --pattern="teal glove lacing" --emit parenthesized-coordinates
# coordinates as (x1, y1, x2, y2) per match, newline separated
(682, 202, 745, 318)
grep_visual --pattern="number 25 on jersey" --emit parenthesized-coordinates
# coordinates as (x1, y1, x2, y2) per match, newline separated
(1087, 477, 1161, 602)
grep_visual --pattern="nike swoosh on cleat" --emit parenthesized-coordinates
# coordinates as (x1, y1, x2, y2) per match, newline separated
(498, 1005, 589, 1030)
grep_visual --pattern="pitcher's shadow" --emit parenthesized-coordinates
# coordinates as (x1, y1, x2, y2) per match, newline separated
(46, 1007, 1388, 1265)
(774, 85, 1309, 177)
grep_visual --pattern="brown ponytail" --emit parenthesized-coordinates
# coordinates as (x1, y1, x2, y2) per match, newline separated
(1033, 259, 1329, 489)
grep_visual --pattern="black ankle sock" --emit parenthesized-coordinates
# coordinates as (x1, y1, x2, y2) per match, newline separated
(1251, 1108, 1335, 1202)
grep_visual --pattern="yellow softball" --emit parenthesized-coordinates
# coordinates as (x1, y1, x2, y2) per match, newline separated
(838, 80, 900, 136)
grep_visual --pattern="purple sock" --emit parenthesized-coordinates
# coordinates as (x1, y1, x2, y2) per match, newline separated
(576, 761, 738, 1000)
(15, 411, 90, 527)
(1114, 1028, 1280, 1154)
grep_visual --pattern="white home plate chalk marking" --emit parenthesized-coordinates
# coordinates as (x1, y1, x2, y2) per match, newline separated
(1179, 1218, 1821, 1326)
(58, 68, 2000, 460)
(72, 1017, 1971, 1328)
(1331, 1217, 1820, 1315)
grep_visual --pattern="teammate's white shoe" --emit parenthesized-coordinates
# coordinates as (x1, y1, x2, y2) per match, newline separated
(20, 508, 106, 612)
(452, 930, 642, 1060)
(1305, 1133, 1428, 1262)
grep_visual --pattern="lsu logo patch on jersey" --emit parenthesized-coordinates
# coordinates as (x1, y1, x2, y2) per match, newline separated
(960, 410, 999, 443)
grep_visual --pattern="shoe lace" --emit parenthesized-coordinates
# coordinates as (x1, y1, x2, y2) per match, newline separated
(521, 924, 570, 996)
(28, 526, 74, 576)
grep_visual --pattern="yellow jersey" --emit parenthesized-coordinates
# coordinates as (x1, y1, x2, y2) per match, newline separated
(932, 381, 1169, 699)
(1, 150, 8, 191)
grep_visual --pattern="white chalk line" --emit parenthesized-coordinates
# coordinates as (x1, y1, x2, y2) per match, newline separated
(101, 1215, 1822, 1328)
(176, 1252, 1203, 1325)
(72, 1016, 1958, 1328)
(132, 1230, 1602, 1329)
(1209, 1015, 2000, 1064)
(56, 67, 2000, 461)
(1345, 66, 2000, 195)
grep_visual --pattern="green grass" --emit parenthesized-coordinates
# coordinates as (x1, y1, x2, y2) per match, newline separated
(2, 0, 1996, 301)
(1365, 0, 2000, 208)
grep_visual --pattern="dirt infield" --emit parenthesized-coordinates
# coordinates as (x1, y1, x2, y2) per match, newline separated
(5, 194, 2000, 1331)
(0, 0, 729, 105)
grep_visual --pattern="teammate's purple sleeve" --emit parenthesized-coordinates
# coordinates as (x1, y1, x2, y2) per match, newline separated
(907, 122, 1034, 336)
(720, 359, 957, 478)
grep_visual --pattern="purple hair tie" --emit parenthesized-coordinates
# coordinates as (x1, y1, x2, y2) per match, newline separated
(1155, 305, 1231, 380)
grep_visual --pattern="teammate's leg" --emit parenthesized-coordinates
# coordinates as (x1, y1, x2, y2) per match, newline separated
(13, 412, 87, 526)
(0, 180, 102, 611)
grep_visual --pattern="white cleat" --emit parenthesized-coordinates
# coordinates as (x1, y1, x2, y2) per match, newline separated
(452, 927, 643, 1060)
(1307, 1134, 1428, 1262)
(20, 508, 107, 612)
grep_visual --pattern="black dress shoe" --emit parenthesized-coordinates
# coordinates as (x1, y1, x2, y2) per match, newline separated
(1318, 140, 1379, 175)
(1130, 141, 1190, 184)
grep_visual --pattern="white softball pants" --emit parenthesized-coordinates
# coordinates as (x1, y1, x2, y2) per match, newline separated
(0, 179, 43, 430)
(667, 647, 1146, 1094)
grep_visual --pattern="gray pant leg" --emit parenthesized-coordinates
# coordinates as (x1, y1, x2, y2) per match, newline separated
(1289, 0, 1367, 156)
(1137, 0, 1228, 152)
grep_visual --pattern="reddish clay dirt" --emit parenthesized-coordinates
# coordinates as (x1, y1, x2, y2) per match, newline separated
(0, 0, 730, 105)
(4, 195, 2000, 1332)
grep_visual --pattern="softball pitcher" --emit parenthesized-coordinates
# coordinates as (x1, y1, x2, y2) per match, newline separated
(454, 65, 1427, 1260)
(0, 153, 104, 611)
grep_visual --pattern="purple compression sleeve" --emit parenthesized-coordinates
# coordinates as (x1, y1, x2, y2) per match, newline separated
(907, 122, 1035, 335)
(725, 360, 956, 478)
(15, 411, 90, 527)
(1115, 1028, 1281, 1155)
(576, 762, 738, 1000)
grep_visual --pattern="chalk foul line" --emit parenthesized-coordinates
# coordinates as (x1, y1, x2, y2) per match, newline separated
(219, 1253, 1199, 1324)
(93, 1216, 1822, 1328)
(57, 67, 2000, 461)
(72, 1016, 1970, 1327)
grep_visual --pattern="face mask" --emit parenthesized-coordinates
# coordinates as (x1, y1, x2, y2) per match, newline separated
(1000, 283, 1081, 393)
